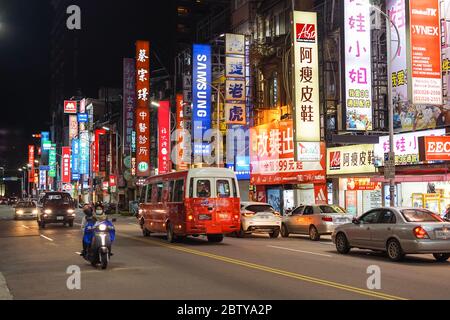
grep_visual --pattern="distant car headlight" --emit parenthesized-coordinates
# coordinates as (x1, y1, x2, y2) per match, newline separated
(16, 210, 24, 215)
(98, 224, 107, 231)
(32, 209, 38, 214)
(67, 209, 74, 214)
(44, 209, 52, 214)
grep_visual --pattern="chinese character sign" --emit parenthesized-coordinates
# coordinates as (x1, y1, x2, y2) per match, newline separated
(292, 11, 321, 144)
(158, 101, 171, 174)
(326, 144, 376, 174)
(71, 138, 79, 175)
(69, 115, 78, 141)
(176, 94, 189, 170)
(136, 40, 150, 108)
(192, 44, 212, 154)
(79, 131, 89, 176)
(28, 145, 35, 181)
(409, 0, 442, 105)
(225, 80, 246, 101)
(344, 0, 373, 131)
(225, 56, 245, 78)
(61, 147, 71, 184)
(49, 144, 57, 178)
(135, 107, 150, 176)
(225, 33, 245, 55)
(123, 58, 136, 154)
(225, 103, 246, 125)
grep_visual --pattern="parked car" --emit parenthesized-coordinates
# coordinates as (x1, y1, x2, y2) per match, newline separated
(0, 197, 7, 205)
(332, 207, 450, 262)
(7, 196, 18, 206)
(239, 202, 282, 238)
(281, 204, 354, 241)
(14, 200, 39, 220)
(37, 192, 76, 228)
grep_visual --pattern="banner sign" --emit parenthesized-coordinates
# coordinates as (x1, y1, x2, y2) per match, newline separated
(250, 120, 326, 185)
(79, 131, 89, 176)
(347, 178, 382, 191)
(409, 0, 442, 105)
(69, 115, 78, 141)
(292, 11, 321, 144)
(77, 113, 88, 123)
(39, 170, 46, 189)
(49, 144, 56, 178)
(158, 101, 171, 174)
(28, 145, 35, 181)
(374, 128, 445, 166)
(71, 138, 79, 175)
(41, 132, 50, 151)
(136, 40, 150, 109)
(61, 147, 71, 184)
(326, 144, 376, 175)
(123, 58, 136, 154)
(175, 94, 189, 170)
(192, 44, 212, 155)
(135, 108, 150, 176)
(344, 0, 373, 131)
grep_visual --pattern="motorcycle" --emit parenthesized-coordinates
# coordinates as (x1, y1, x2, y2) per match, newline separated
(83, 217, 116, 269)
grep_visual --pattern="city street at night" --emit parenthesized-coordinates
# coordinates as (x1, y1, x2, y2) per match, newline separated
(2, 0, 450, 309)
(1, 205, 449, 300)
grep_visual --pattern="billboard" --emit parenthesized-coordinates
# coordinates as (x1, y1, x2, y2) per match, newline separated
(69, 115, 78, 141)
(192, 44, 212, 155)
(61, 146, 71, 184)
(326, 144, 376, 175)
(28, 145, 35, 181)
(292, 11, 321, 143)
(64, 100, 77, 114)
(49, 144, 56, 178)
(158, 101, 171, 174)
(79, 131, 89, 175)
(409, 0, 442, 105)
(135, 107, 150, 176)
(250, 120, 326, 185)
(71, 138, 79, 176)
(344, 0, 373, 131)
(418, 135, 450, 161)
(175, 94, 189, 170)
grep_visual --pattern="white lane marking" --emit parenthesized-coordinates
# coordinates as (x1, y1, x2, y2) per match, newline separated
(319, 242, 333, 245)
(267, 245, 332, 258)
(21, 225, 30, 229)
(40, 234, 54, 242)
(75, 252, 82, 255)
(128, 223, 139, 226)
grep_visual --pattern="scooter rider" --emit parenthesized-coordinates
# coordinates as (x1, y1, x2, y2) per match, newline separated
(80, 204, 96, 257)
(92, 204, 116, 253)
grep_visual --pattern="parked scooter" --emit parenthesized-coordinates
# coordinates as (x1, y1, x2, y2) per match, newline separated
(83, 206, 116, 269)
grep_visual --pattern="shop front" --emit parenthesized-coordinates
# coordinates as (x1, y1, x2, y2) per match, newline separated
(249, 120, 326, 214)
(326, 144, 379, 216)
(373, 129, 449, 215)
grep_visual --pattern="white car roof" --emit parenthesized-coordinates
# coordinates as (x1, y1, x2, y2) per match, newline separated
(241, 201, 271, 207)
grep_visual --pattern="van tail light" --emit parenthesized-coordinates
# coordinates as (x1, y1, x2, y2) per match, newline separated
(187, 214, 194, 221)
(413, 226, 429, 239)
(322, 216, 333, 222)
(233, 214, 240, 220)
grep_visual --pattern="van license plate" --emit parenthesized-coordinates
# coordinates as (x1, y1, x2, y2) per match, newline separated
(199, 214, 211, 220)
(57, 216, 64, 221)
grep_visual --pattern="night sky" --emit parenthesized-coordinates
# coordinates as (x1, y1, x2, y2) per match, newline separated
(0, 0, 173, 174)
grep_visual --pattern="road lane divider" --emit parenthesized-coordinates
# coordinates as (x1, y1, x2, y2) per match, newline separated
(118, 233, 407, 300)
(267, 245, 332, 258)
(40, 234, 54, 242)
(21, 225, 30, 229)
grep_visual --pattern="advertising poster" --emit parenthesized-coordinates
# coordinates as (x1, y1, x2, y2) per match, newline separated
(267, 188, 282, 213)
(158, 101, 171, 174)
(344, 0, 373, 131)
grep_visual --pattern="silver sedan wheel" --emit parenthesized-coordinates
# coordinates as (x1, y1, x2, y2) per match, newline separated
(387, 239, 404, 261)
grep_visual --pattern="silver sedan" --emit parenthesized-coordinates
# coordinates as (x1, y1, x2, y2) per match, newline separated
(332, 207, 450, 262)
(281, 204, 354, 241)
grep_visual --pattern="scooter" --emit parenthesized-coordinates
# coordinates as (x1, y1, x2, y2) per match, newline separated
(84, 218, 116, 269)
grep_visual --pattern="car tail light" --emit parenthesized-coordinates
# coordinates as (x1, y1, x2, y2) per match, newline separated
(413, 226, 429, 239)
(273, 211, 281, 217)
(243, 211, 255, 217)
(322, 216, 333, 222)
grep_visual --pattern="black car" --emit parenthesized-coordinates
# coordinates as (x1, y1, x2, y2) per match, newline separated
(37, 192, 76, 228)
(7, 197, 18, 205)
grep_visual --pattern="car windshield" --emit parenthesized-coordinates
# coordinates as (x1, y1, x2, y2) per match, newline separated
(319, 205, 346, 214)
(44, 194, 72, 204)
(17, 202, 35, 208)
(246, 205, 275, 213)
(401, 209, 443, 222)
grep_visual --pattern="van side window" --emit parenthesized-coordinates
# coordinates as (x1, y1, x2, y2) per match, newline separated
(167, 181, 174, 202)
(232, 178, 238, 197)
(151, 184, 158, 203)
(145, 185, 152, 203)
(173, 180, 185, 202)
(189, 178, 194, 198)
(217, 180, 231, 198)
(156, 183, 164, 202)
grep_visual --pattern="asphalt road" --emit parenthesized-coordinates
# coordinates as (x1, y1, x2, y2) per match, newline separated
(0, 205, 449, 300)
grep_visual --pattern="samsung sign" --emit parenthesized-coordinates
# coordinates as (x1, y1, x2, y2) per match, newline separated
(192, 44, 211, 154)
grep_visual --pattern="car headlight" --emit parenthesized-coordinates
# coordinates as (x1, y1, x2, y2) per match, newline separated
(16, 210, 24, 214)
(44, 209, 52, 214)
(32, 209, 38, 214)
(98, 224, 107, 231)
(67, 209, 74, 214)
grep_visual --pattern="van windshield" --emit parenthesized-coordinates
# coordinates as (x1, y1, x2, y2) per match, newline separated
(197, 180, 211, 198)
